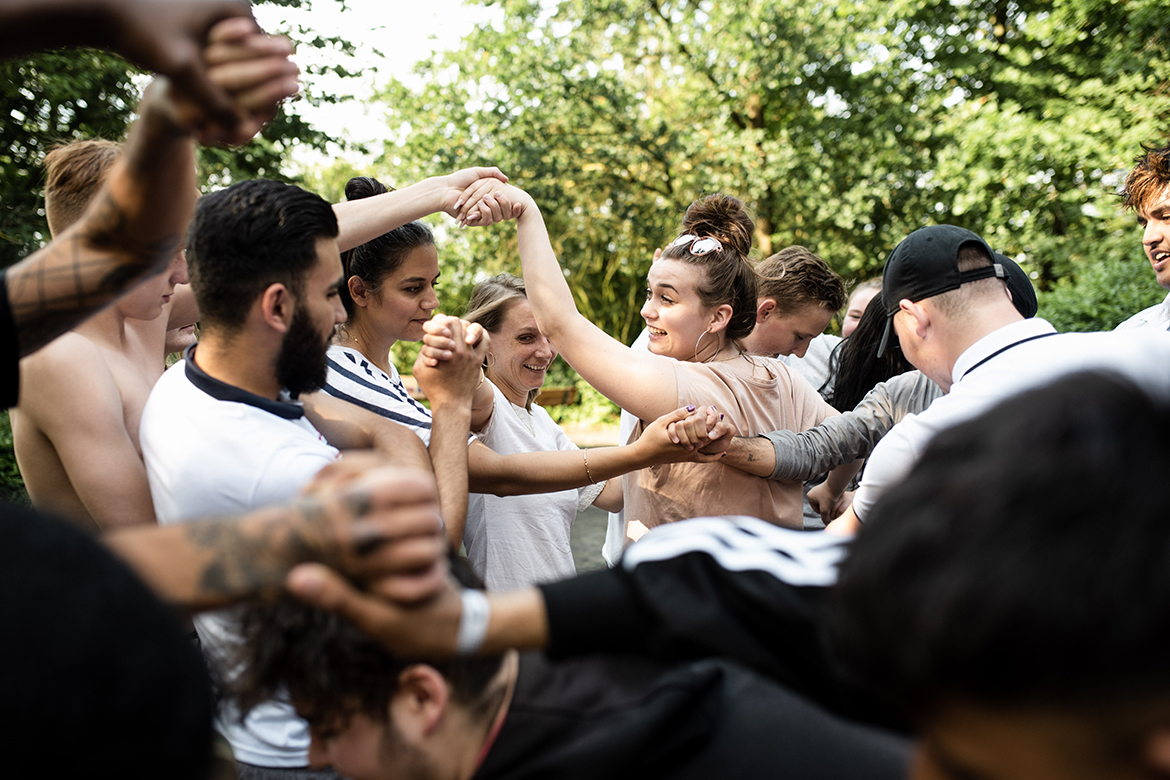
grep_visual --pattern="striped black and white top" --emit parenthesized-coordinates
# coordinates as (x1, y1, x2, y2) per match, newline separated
(322, 345, 436, 445)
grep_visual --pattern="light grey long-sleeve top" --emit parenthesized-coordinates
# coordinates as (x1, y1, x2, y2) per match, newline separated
(761, 370, 944, 481)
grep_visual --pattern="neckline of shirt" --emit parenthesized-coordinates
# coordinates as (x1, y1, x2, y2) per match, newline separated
(182, 344, 305, 420)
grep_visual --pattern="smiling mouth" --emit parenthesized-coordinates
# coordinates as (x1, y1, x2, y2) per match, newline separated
(1153, 250, 1169, 267)
(523, 363, 549, 371)
(647, 326, 667, 336)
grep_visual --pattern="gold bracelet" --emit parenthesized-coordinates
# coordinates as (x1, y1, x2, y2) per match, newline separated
(582, 448, 596, 484)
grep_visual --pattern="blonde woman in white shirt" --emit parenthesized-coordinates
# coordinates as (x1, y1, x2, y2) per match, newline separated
(460, 274, 622, 589)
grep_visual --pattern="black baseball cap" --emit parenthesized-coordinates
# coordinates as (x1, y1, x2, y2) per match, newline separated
(875, 225, 1028, 357)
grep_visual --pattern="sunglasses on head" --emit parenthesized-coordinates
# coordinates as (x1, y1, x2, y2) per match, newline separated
(669, 234, 723, 256)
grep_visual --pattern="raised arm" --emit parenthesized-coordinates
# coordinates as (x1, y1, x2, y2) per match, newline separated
(332, 167, 510, 253)
(411, 315, 491, 547)
(4, 17, 297, 357)
(458, 184, 681, 422)
(0, 0, 255, 127)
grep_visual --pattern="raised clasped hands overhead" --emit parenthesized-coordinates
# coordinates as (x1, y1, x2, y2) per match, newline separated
(149, 16, 299, 146)
(453, 179, 531, 227)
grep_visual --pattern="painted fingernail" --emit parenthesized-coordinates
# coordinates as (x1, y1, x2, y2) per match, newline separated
(720, 414, 724, 420)
(454, 200, 463, 210)
(686, 404, 696, 412)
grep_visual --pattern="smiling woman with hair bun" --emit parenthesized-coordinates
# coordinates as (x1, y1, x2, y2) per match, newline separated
(442, 185, 839, 539)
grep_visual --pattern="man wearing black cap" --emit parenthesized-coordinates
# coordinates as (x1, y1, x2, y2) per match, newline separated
(828, 224, 1170, 532)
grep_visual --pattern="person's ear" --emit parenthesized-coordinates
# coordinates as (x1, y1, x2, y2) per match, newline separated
(260, 283, 295, 333)
(709, 303, 733, 333)
(348, 276, 371, 308)
(391, 664, 450, 739)
(1143, 729, 1170, 774)
(756, 298, 776, 323)
(899, 299, 930, 339)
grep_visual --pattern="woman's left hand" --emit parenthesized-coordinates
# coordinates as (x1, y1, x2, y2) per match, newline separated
(640, 405, 734, 464)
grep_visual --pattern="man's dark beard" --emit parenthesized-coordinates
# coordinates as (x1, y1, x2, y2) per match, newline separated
(276, 304, 330, 398)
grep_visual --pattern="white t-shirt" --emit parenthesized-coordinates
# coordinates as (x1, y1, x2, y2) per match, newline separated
(465, 379, 602, 590)
(852, 319, 1170, 521)
(1115, 292, 1170, 332)
(140, 351, 339, 767)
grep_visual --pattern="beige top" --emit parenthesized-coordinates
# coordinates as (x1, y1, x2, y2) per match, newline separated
(624, 355, 836, 530)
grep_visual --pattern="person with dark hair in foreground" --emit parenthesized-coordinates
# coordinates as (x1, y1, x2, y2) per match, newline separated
(828, 371, 1170, 778)
(0, 502, 215, 777)
(235, 558, 909, 780)
(284, 370, 1170, 780)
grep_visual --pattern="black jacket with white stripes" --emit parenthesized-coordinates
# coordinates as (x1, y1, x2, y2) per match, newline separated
(538, 516, 902, 730)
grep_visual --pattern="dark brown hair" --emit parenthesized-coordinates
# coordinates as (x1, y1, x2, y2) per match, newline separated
(340, 176, 435, 322)
(660, 194, 758, 348)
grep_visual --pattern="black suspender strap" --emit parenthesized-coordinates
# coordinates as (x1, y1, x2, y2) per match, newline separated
(958, 332, 1057, 381)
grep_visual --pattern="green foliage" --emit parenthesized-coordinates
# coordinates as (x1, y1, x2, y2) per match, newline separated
(363, 0, 1169, 341)
(0, 49, 138, 268)
(0, 0, 366, 269)
(0, 411, 29, 506)
(1036, 235, 1166, 332)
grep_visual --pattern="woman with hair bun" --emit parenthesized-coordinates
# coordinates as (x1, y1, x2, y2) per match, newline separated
(444, 185, 839, 535)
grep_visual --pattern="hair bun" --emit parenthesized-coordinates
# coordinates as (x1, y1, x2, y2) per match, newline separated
(680, 194, 754, 256)
(345, 176, 390, 202)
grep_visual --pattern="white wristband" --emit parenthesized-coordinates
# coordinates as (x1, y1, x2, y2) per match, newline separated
(456, 589, 491, 654)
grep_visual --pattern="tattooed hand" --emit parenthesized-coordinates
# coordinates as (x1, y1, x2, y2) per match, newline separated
(104, 464, 449, 611)
(289, 465, 449, 605)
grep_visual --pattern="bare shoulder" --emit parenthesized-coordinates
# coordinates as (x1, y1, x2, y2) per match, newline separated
(18, 332, 121, 422)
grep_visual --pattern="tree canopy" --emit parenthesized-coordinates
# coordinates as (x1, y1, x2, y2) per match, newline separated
(0, 0, 360, 268)
(361, 0, 1168, 340)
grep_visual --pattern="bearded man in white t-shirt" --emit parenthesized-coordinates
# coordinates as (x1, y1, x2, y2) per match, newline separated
(139, 177, 487, 779)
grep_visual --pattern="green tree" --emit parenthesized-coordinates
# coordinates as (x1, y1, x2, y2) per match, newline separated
(0, 0, 366, 268)
(369, 0, 1168, 343)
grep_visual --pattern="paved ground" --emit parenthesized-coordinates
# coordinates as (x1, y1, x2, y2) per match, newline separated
(566, 424, 620, 574)
(571, 504, 610, 573)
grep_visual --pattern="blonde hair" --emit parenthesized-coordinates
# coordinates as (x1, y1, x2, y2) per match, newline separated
(463, 273, 540, 409)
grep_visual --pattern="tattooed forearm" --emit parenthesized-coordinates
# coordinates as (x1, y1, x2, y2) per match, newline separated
(7, 190, 179, 355)
(181, 497, 355, 603)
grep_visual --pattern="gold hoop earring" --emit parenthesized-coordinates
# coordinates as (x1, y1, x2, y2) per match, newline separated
(485, 351, 496, 368)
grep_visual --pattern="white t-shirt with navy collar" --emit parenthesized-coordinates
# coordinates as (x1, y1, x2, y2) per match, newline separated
(140, 347, 340, 767)
(852, 318, 1170, 521)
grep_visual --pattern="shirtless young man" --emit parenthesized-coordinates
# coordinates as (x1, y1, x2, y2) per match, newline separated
(10, 22, 300, 531)
(12, 141, 197, 529)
